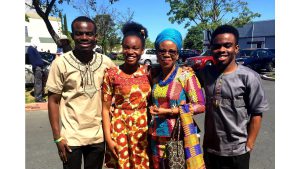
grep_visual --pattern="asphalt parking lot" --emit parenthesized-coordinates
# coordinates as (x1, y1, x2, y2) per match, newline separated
(25, 78, 274, 169)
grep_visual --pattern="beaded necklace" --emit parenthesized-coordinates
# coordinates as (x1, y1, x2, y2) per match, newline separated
(158, 65, 179, 86)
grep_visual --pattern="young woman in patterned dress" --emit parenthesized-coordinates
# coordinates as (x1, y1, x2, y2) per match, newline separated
(102, 22, 151, 169)
(149, 28, 206, 169)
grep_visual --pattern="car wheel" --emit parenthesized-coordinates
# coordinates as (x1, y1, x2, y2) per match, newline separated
(265, 62, 274, 72)
(144, 60, 152, 65)
(205, 61, 213, 67)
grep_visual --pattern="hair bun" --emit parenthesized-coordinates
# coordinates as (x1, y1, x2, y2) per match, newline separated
(122, 21, 148, 39)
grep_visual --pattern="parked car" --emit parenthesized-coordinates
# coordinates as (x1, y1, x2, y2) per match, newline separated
(186, 50, 216, 71)
(25, 47, 55, 87)
(236, 48, 275, 72)
(178, 49, 200, 63)
(108, 52, 118, 60)
(138, 48, 158, 65)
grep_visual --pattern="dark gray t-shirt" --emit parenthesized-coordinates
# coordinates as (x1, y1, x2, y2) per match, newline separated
(197, 65, 269, 156)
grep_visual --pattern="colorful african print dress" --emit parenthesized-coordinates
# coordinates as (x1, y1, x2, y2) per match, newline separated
(102, 65, 151, 169)
(149, 66, 206, 169)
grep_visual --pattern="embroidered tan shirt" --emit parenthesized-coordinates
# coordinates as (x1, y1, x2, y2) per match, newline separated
(46, 51, 115, 146)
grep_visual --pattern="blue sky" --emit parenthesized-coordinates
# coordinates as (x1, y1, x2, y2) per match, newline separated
(62, 0, 274, 42)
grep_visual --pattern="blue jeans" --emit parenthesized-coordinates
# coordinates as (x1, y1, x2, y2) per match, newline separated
(33, 66, 47, 101)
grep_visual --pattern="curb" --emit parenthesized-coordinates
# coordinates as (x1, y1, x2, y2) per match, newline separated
(261, 74, 275, 81)
(25, 102, 48, 112)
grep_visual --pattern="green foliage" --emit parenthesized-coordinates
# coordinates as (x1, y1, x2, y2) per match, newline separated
(63, 14, 69, 35)
(116, 53, 124, 61)
(110, 0, 119, 3)
(166, 0, 261, 30)
(184, 25, 204, 50)
(107, 32, 121, 53)
(66, 32, 75, 48)
(70, 1, 133, 54)
(94, 14, 121, 54)
(145, 38, 154, 49)
(59, 11, 63, 27)
(25, 14, 29, 22)
(29, 0, 120, 46)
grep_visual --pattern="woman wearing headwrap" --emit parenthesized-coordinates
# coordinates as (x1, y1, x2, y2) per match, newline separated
(149, 28, 206, 169)
(102, 21, 151, 169)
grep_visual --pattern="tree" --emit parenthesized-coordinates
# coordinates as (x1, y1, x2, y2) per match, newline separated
(183, 25, 204, 50)
(166, 0, 261, 31)
(25, 14, 30, 22)
(145, 39, 154, 49)
(26, 0, 120, 47)
(28, 0, 65, 47)
(107, 32, 121, 53)
(71, 0, 134, 54)
(94, 14, 121, 54)
(63, 14, 69, 35)
(58, 11, 63, 30)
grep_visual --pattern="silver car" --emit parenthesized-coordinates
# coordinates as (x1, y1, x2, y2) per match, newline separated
(138, 48, 158, 65)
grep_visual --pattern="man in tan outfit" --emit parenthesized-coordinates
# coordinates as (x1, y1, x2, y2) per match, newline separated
(46, 16, 115, 169)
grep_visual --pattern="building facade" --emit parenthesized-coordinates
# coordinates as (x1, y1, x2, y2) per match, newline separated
(25, 12, 63, 53)
(203, 19, 275, 50)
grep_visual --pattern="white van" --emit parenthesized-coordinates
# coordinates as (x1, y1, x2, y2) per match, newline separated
(138, 48, 158, 65)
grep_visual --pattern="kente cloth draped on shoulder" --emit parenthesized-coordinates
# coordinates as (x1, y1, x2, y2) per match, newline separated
(179, 104, 206, 169)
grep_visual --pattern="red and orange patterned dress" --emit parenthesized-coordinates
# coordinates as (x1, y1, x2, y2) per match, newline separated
(102, 65, 151, 169)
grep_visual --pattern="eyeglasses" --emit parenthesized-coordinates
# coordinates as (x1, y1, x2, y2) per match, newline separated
(157, 49, 178, 56)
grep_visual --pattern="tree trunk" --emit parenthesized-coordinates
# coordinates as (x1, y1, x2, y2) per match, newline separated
(32, 0, 62, 47)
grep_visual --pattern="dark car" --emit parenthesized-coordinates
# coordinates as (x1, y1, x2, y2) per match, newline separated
(186, 50, 216, 71)
(108, 52, 118, 60)
(39, 52, 56, 64)
(178, 49, 200, 63)
(236, 48, 275, 72)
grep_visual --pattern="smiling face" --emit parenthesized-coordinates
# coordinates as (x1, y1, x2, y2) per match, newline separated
(211, 33, 239, 69)
(122, 35, 144, 66)
(72, 21, 97, 52)
(157, 40, 178, 69)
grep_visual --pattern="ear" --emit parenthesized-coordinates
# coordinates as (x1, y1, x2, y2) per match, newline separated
(235, 44, 239, 54)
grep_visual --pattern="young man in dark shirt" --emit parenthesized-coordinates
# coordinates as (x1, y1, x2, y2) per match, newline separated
(198, 25, 269, 169)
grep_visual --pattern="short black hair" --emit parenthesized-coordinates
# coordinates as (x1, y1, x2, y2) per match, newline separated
(71, 16, 97, 33)
(121, 21, 148, 49)
(210, 25, 239, 44)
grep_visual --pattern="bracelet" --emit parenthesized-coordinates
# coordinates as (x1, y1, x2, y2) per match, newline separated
(54, 137, 63, 143)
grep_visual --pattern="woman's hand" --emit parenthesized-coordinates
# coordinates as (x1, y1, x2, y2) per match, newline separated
(149, 105, 171, 115)
(107, 139, 118, 158)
